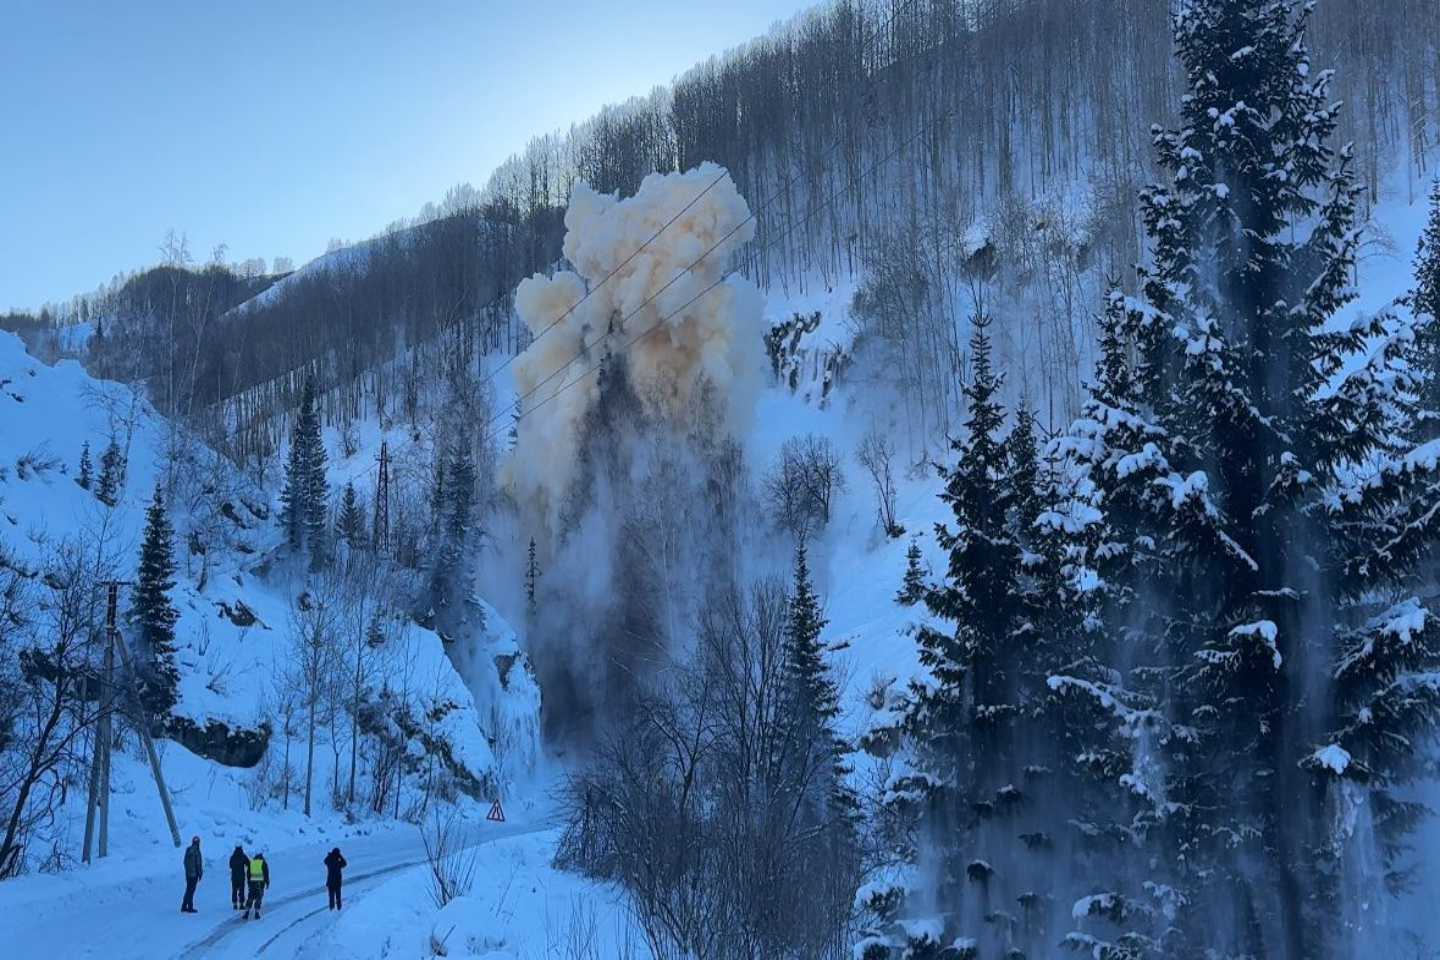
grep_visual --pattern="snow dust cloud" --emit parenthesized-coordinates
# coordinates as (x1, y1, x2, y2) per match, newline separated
(505, 162, 765, 529)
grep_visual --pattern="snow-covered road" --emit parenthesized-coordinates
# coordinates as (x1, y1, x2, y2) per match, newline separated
(0, 819, 549, 960)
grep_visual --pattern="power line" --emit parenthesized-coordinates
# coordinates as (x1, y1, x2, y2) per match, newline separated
(474, 167, 731, 393)
(428, 0, 936, 395)
(482, 51, 1018, 449)
(335, 2, 989, 485)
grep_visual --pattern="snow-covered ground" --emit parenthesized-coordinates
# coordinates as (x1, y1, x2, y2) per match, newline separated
(0, 792, 593, 960)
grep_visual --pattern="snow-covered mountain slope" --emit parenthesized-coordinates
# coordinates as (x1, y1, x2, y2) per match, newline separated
(0, 330, 528, 781)
(739, 175, 1440, 951)
(0, 333, 631, 960)
(752, 176, 1437, 737)
(0, 323, 543, 871)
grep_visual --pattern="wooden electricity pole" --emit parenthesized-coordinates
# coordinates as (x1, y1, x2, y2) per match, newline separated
(82, 583, 119, 863)
(81, 581, 182, 863)
(112, 624, 182, 849)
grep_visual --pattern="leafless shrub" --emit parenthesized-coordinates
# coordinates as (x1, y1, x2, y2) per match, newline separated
(558, 580, 860, 958)
(14, 444, 61, 481)
(422, 806, 477, 909)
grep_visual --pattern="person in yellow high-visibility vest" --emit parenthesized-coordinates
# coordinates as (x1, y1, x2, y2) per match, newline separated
(242, 852, 270, 919)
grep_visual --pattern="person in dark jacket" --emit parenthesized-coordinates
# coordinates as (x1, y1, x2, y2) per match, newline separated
(242, 852, 270, 919)
(324, 847, 347, 910)
(181, 836, 203, 913)
(228, 845, 249, 909)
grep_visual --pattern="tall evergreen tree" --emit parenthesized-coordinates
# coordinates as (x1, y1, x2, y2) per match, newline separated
(1004, 405, 1042, 545)
(1412, 178, 1440, 427)
(365, 614, 386, 649)
(279, 377, 329, 567)
(131, 483, 180, 716)
(95, 434, 123, 507)
(782, 542, 838, 739)
(779, 541, 861, 935)
(525, 537, 539, 616)
(861, 316, 1041, 957)
(1046, 3, 1440, 955)
(1415, 178, 1440, 324)
(303, 395, 330, 573)
(336, 481, 366, 547)
(428, 435, 478, 630)
(1044, 287, 1173, 958)
(76, 441, 92, 490)
(895, 536, 925, 605)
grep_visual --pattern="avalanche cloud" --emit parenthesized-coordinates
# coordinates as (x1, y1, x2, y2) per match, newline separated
(506, 162, 765, 526)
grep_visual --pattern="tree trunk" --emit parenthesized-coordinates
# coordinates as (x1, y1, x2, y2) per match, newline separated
(304, 701, 317, 817)
(349, 653, 361, 807)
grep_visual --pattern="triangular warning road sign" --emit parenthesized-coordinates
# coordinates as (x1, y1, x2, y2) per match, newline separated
(486, 799, 506, 823)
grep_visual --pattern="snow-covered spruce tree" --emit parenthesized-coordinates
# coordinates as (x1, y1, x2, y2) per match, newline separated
(76, 441, 92, 490)
(95, 434, 123, 507)
(1004, 405, 1042, 543)
(365, 613, 386, 649)
(131, 483, 180, 717)
(426, 434, 477, 635)
(779, 541, 861, 949)
(336, 481, 366, 548)
(860, 316, 1045, 958)
(782, 542, 856, 812)
(896, 536, 925, 606)
(1049, 3, 1440, 955)
(279, 377, 329, 568)
(1412, 178, 1440, 427)
(302, 398, 330, 572)
(1045, 286, 1175, 958)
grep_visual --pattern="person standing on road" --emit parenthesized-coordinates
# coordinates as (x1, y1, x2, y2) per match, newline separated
(324, 847, 347, 910)
(242, 851, 270, 919)
(181, 836, 203, 914)
(228, 845, 249, 909)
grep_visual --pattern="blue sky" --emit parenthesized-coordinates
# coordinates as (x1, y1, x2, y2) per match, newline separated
(0, 0, 808, 312)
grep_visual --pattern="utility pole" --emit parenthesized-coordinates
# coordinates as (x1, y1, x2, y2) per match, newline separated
(82, 583, 121, 862)
(112, 624, 182, 849)
(373, 441, 390, 555)
(82, 580, 182, 864)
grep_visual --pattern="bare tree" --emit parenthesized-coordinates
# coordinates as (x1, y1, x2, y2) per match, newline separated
(856, 428, 902, 538)
(265, 657, 301, 812)
(559, 580, 860, 958)
(0, 540, 116, 879)
(339, 559, 394, 807)
(763, 435, 848, 537)
(284, 583, 341, 817)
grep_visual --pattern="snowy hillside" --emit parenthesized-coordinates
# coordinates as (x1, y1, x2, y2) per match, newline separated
(0, 329, 531, 787)
(4, 1, 1440, 958)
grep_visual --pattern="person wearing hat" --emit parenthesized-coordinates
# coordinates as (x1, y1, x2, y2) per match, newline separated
(181, 836, 203, 913)
(242, 851, 270, 919)
(228, 845, 250, 909)
(324, 847, 347, 910)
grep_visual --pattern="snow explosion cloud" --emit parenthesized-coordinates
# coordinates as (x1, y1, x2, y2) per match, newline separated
(506, 163, 765, 524)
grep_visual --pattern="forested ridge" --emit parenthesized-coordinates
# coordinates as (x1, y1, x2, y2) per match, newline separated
(14, 0, 1433, 460)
